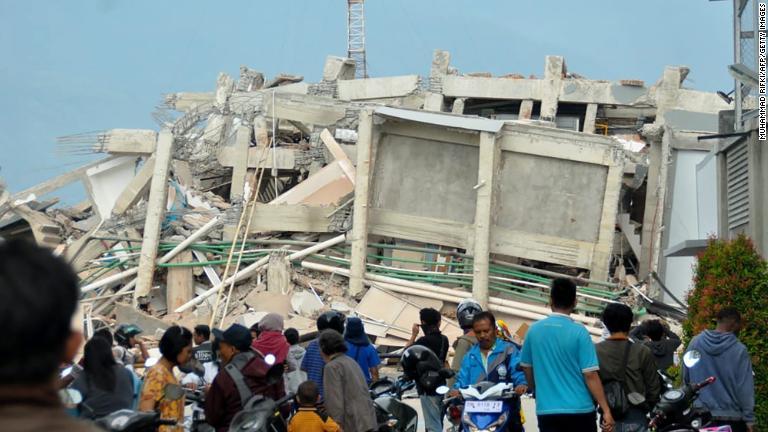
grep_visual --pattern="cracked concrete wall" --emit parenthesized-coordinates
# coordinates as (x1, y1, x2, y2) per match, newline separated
(371, 135, 478, 224)
(497, 152, 608, 243)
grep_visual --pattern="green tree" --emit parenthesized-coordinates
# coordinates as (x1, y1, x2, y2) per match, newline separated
(684, 234, 768, 426)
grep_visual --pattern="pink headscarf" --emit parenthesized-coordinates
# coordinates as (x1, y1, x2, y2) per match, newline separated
(251, 313, 289, 364)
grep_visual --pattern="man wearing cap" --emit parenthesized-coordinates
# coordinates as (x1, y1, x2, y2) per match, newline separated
(205, 324, 287, 432)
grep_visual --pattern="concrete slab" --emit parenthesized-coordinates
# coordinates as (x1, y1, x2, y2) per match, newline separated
(337, 75, 420, 101)
(85, 156, 142, 220)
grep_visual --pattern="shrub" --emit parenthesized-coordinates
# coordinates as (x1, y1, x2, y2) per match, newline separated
(684, 234, 768, 425)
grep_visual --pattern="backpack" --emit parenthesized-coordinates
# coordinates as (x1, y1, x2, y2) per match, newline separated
(602, 342, 632, 419)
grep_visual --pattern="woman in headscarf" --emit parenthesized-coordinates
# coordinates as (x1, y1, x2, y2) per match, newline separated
(251, 313, 290, 365)
(343, 317, 381, 384)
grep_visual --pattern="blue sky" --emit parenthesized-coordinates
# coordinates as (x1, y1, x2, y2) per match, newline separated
(0, 0, 732, 201)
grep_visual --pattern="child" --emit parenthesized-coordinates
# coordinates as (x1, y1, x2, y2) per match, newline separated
(284, 328, 307, 395)
(288, 381, 341, 432)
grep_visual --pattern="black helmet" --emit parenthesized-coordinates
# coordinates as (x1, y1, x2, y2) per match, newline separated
(317, 311, 345, 334)
(401, 345, 452, 394)
(457, 298, 483, 330)
(400, 345, 441, 381)
(115, 324, 143, 347)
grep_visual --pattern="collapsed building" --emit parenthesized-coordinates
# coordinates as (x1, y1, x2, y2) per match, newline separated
(0, 50, 730, 345)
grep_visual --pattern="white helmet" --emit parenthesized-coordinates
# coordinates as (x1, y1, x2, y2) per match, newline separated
(457, 298, 483, 330)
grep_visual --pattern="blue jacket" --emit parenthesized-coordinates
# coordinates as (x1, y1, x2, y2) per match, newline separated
(454, 339, 527, 389)
(683, 330, 755, 425)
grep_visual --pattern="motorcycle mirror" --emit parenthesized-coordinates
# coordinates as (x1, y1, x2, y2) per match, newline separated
(683, 350, 701, 368)
(163, 384, 185, 401)
(59, 388, 83, 408)
(264, 354, 276, 366)
(435, 386, 450, 396)
(144, 356, 160, 368)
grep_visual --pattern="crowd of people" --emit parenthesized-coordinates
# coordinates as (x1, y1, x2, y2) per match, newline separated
(0, 239, 757, 432)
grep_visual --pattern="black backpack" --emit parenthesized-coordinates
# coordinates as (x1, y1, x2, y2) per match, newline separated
(602, 342, 632, 419)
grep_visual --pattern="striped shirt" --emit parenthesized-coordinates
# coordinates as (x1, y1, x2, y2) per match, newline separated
(301, 340, 326, 398)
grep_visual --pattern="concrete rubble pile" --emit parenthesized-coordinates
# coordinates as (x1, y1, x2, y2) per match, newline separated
(0, 50, 725, 347)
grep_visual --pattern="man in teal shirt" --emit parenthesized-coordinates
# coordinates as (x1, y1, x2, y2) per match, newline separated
(520, 278, 615, 432)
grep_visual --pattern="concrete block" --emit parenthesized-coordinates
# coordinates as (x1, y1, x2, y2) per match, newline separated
(290, 290, 324, 317)
(114, 303, 170, 336)
(322, 56, 356, 82)
(243, 291, 292, 317)
(237, 311, 269, 329)
(103, 129, 158, 154)
(423, 93, 445, 112)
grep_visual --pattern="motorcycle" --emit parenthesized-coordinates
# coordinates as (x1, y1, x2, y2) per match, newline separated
(648, 350, 731, 432)
(94, 384, 184, 432)
(227, 392, 294, 432)
(184, 386, 214, 432)
(96, 410, 179, 432)
(369, 376, 419, 432)
(438, 382, 522, 432)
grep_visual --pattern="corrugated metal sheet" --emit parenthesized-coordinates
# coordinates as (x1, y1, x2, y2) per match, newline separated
(726, 140, 750, 230)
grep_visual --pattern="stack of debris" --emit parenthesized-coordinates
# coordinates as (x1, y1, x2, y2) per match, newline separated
(2, 50, 717, 346)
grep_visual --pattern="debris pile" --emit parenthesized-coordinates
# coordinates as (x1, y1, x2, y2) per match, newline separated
(1, 50, 725, 346)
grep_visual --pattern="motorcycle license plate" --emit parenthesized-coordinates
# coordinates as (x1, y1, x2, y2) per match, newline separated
(464, 401, 503, 413)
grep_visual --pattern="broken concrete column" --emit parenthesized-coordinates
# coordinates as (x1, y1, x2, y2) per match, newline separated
(584, 103, 598, 134)
(111, 157, 155, 216)
(639, 124, 665, 280)
(423, 50, 451, 112)
(349, 109, 375, 296)
(135, 130, 175, 304)
(539, 56, 565, 122)
(167, 251, 194, 312)
(423, 93, 445, 112)
(639, 67, 683, 281)
(267, 252, 292, 294)
(229, 124, 252, 202)
(451, 98, 466, 115)
(471, 132, 501, 309)
(518, 100, 534, 120)
(429, 49, 451, 93)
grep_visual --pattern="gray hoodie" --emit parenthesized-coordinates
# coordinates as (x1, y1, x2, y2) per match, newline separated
(683, 330, 755, 425)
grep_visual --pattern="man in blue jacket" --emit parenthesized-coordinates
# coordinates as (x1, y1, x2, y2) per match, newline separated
(684, 307, 755, 432)
(453, 311, 527, 432)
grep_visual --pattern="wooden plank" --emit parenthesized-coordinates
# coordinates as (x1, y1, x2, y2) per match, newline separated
(320, 128, 348, 162)
(167, 251, 194, 312)
(249, 204, 336, 233)
(369, 209, 472, 249)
